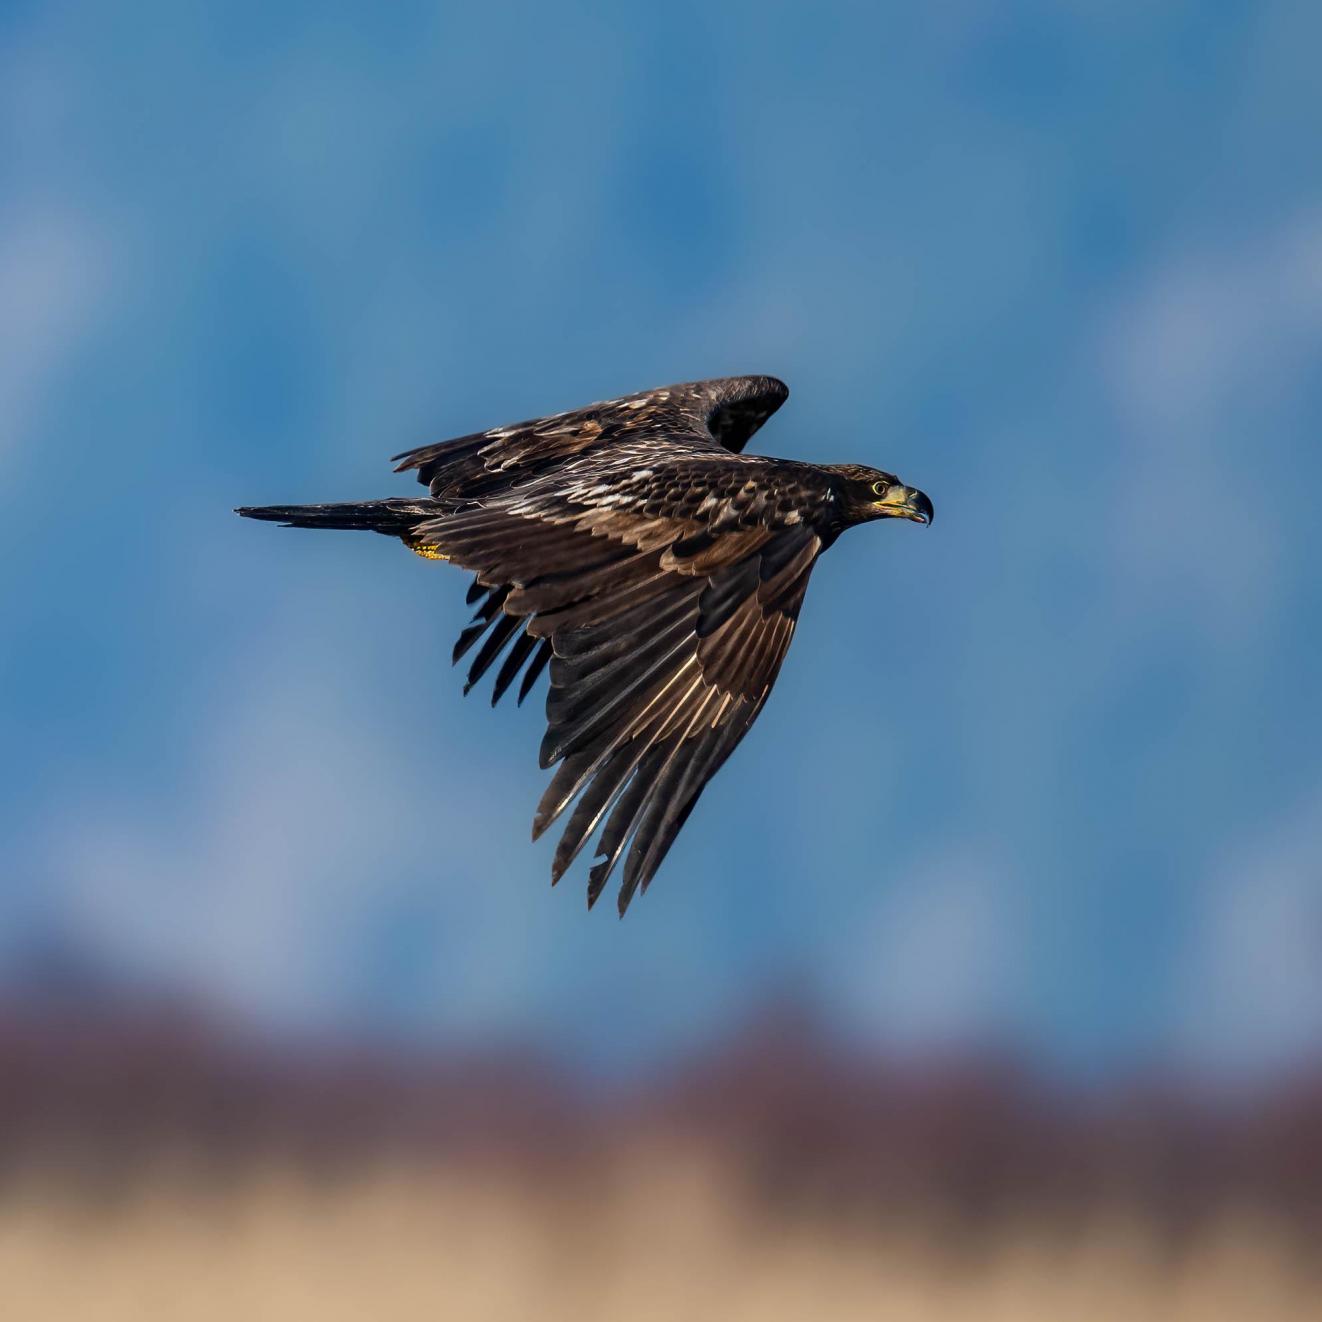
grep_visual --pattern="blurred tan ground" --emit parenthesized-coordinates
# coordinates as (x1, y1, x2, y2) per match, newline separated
(1, 1156, 1317, 1322)
(3, 1002, 1318, 1319)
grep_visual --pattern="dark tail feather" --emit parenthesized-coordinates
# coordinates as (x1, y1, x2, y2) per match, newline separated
(235, 499, 435, 533)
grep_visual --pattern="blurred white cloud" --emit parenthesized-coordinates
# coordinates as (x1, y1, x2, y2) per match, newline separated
(828, 843, 1025, 1053)
(1169, 786, 1322, 1079)
(0, 207, 110, 457)
(1098, 213, 1322, 643)
(0, 32, 115, 460)
(1106, 209, 1322, 433)
(39, 600, 541, 1033)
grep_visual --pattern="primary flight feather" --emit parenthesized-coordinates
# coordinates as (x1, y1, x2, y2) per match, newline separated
(238, 375, 933, 914)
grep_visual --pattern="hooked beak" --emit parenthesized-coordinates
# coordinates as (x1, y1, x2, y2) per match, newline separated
(874, 484, 934, 525)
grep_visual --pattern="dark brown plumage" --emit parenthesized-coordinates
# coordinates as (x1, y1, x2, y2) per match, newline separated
(238, 376, 932, 914)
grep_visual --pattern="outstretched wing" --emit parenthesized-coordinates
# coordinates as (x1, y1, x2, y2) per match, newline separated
(392, 375, 788, 499)
(412, 459, 821, 913)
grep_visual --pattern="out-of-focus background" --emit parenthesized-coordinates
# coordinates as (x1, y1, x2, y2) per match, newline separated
(3, 2, 1321, 1317)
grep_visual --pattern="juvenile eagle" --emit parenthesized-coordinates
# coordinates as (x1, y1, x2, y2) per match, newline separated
(238, 376, 932, 914)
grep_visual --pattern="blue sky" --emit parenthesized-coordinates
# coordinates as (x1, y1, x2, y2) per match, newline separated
(3, 1, 1321, 1082)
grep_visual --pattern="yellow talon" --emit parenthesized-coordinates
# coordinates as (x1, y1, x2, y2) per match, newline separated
(407, 540, 449, 561)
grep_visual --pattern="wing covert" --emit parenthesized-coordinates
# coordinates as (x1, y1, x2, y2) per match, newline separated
(391, 375, 788, 498)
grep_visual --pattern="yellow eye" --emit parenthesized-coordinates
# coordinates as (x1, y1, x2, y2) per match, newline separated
(871, 480, 890, 497)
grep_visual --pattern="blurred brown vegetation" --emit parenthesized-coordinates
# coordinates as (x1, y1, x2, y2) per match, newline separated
(1, 994, 1319, 1320)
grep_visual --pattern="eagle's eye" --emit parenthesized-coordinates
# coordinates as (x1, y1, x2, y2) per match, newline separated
(870, 480, 890, 497)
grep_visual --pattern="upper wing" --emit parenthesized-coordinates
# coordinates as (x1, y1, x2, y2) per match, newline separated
(391, 375, 788, 499)
(413, 464, 819, 913)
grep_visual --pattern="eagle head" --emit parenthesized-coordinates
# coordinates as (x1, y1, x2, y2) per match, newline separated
(826, 464, 934, 527)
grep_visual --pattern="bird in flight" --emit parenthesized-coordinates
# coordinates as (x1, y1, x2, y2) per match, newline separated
(238, 376, 932, 914)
